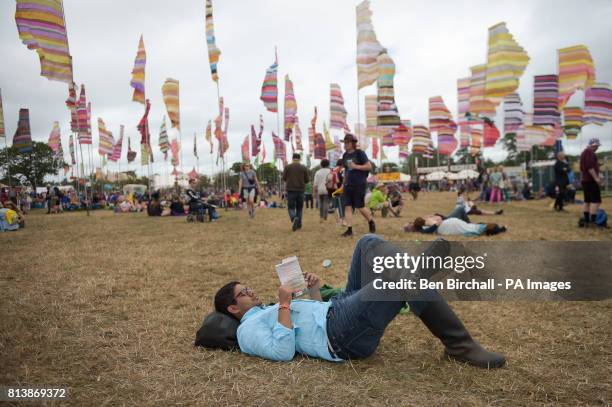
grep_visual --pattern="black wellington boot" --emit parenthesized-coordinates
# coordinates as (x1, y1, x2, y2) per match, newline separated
(418, 299, 506, 369)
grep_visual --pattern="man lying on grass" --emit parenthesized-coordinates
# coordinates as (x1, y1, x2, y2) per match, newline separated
(214, 234, 506, 368)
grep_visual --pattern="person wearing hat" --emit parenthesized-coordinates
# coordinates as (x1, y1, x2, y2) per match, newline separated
(341, 133, 375, 237)
(579, 138, 603, 227)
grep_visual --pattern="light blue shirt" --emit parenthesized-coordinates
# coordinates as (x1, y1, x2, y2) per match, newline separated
(237, 299, 343, 362)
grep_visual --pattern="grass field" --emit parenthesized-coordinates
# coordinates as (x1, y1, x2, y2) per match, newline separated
(1, 192, 611, 406)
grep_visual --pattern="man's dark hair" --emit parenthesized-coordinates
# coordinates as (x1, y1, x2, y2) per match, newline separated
(214, 281, 240, 318)
(292, 153, 301, 160)
(413, 217, 426, 231)
(321, 159, 330, 168)
(336, 158, 344, 167)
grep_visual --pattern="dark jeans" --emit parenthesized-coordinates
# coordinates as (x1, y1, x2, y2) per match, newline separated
(554, 184, 566, 210)
(287, 191, 304, 225)
(305, 193, 314, 209)
(327, 235, 440, 359)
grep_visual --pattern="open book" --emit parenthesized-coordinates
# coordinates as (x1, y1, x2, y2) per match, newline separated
(275, 256, 307, 297)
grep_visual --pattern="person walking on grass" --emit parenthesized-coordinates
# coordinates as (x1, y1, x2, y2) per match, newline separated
(283, 153, 310, 231)
(238, 162, 261, 219)
(554, 151, 570, 212)
(489, 166, 503, 204)
(579, 138, 603, 227)
(313, 159, 332, 223)
(341, 133, 375, 237)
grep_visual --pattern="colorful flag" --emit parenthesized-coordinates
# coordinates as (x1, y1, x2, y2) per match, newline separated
(376, 51, 401, 134)
(130, 35, 146, 104)
(356, 0, 384, 89)
(204, 119, 213, 154)
(284, 75, 297, 141)
(314, 132, 326, 160)
(162, 78, 180, 130)
(399, 144, 409, 159)
(159, 117, 169, 160)
(484, 22, 529, 107)
(70, 104, 78, 133)
(261, 138, 267, 163)
(533, 75, 560, 127)
(48, 121, 61, 154)
(65, 82, 77, 110)
(411, 125, 430, 155)
(250, 125, 259, 157)
(562, 106, 584, 139)
(170, 138, 180, 167)
(365, 95, 378, 138)
(0, 89, 5, 140)
(241, 134, 250, 162)
(272, 132, 287, 165)
(371, 136, 379, 159)
(525, 125, 555, 147)
(323, 122, 335, 152)
(260, 53, 278, 112)
(138, 99, 152, 163)
(294, 117, 303, 152)
(205, 0, 221, 82)
(503, 93, 524, 135)
(69, 133, 75, 164)
(308, 107, 318, 155)
(140, 143, 149, 166)
(15, 0, 73, 83)
(558, 45, 596, 109)
(220, 107, 230, 157)
(330, 83, 348, 130)
(127, 137, 136, 162)
(354, 123, 369, 150)
(109, 125, 124, 162)
(429, 96, 457, 133)
(469, 124, 483, 156)
(13, 109, 33, 153)
(457, 78, 471, 148)
(483, 118, 500, 148)
(469, 64, 496, 118)
(97, 118, 114, 157)
(77, 85, 92, 144)
(583, 83, 612, 125)
(382, 131, 394, 147)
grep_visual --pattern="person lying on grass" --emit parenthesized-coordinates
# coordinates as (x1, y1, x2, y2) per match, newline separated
(213, 234, 506, 368)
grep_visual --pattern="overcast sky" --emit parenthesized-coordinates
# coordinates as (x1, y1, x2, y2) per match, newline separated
(1, 0, 611, 176)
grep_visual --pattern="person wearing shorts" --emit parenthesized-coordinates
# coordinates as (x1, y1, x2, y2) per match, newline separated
(238, 163, 261, 219)
(341, 133, 374, 237)
(580, 138, 603, 227)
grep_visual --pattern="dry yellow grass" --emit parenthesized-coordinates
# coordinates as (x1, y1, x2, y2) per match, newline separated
(1, 192, 610, 406)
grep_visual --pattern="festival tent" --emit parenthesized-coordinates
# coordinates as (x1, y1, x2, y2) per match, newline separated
(425, 171, 448, 181)
(122, 184, 147, 195)
(457, 169, 479, 179)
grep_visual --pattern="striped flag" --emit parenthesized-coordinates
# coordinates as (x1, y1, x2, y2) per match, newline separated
(330, 83, 348, 130)
(109, 125, 124, 162)
(48, 121, 61, 154)
(558, 45, 596, 109)
(356, 0, 384, 89)
(284, 75, 297, 141)
(205, 0, 221, 82)
(260, 53, 278, 112)
(13, 109, 33, 153)
(162, 79, 180, 130)
(130, 35, 146, 104)
(97, 118, 114, 157)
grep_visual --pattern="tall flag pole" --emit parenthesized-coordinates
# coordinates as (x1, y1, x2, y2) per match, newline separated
(283, 74, 297, 141)
(260, 50, 279, 113)
(159, 117, 169, 160)
(205, 0, 221, 83)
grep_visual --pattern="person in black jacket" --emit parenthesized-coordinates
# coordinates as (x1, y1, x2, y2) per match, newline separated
(553, 151, 570, 212)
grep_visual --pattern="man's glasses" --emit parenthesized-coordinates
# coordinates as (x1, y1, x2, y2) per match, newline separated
(234, 286, 254, 300)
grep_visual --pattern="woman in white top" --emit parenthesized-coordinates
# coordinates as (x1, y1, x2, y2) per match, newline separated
(312, 159, 332, 222)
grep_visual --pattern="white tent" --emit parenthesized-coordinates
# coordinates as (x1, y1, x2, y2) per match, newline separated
(425, 171, 448, 181)
(457, 169, 479, 179)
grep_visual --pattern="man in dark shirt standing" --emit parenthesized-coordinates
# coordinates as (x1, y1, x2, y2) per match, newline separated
(579, 138, 602, 226)
(553, 151, 570, 212)
(283, 153, 310, 231)
(341, 133, 375, 237)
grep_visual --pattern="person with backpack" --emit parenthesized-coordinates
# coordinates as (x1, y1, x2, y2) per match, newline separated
(313, 159, 332, 223)
(341, 133, 375, 237)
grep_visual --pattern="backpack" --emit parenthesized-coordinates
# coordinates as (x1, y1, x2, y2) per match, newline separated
(595, 209, 608, 227)
(325, 171, 337, 192)
(194, 311, 239, 350)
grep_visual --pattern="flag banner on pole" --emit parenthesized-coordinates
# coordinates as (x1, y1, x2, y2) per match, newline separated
(205, 0, 221, 82)
(97, 118, 114, 157)
(250, 125, 259, 156)
(138, 99, 153, 162)
(260, 53, 278, 112)
(330, 83, 348, 130)
(469, 123, 483, 156)
(130, 35, 146, 104)
(241, 134, 250, 162)
(205, 119, 213, 154)
(109, 125, 124, 162)
(583, 83, 612, 125)
(0, 89, 5, 140)
(365, 95, 378, 138)
(371, 136, 379, 159)
(525, 125, 555, 147)
(484, 22, 529, 107)
(70, 106, 78, 133)
(314, 132, 326, 160)
(382, 130, 394, 147)
(398, 144, 409, 159)
(261, 139, 267, 163)
(294, 117, 303, 151)
(188, 167, 198, 179)
(558, 45, 596, 109)
(193, 132, 198, 158)
(356, 0, 384, 89)
(15, 0, 74, 83)
(533, 75, 560, 127)
(429, 96, 457, 133)
(284, 75, 297, 141)
(170, 138, 179, 167)
(483, 118, 501, 147)
(272, 132, 287, 165)
(48, 121, 61, 154)
(220, 107, 230, 157)
(503, 93, 524, 135)
(162, 79, 180, 130)
(457, 78, 471, 148)
(159, 116, 169, 160)
(562, 106, 584, 139)
(324, 122, 335, 151)
(515, 125, 529, 152)
(411, 125, 430, 155)
(77, 85, 92, 144)
(65, 81, 77, 109)
(437, 127, 458, 156)
(308, 107, 317, 155)
(69, 133, 75, 164)
(140, 143, 149, 166)
(469, 64, 496, 119)
(127, 137, 136, 162)
(13, 108, 33, 153)
(376, 51, 401, 134)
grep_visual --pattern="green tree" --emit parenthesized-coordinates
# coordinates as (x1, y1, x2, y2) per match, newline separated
(0, 141, 65, 187)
